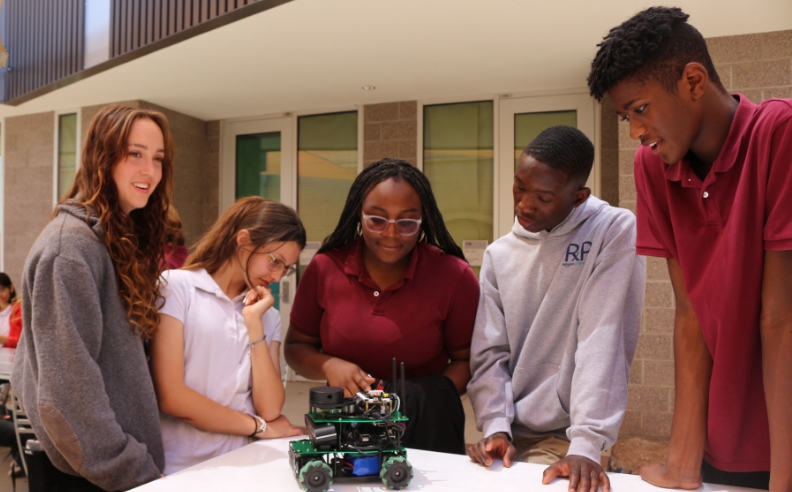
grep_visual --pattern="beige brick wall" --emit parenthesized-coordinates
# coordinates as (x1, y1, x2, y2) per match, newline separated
(709, 30, 792, 102)
(616, 29, 792, 440)
(363, 101, 417, 167)
(3, 112, 56, 284)
(598, 95, 620, 206)
(81, 101, 219, 246)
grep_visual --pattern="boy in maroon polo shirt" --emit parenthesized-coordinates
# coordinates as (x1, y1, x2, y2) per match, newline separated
(587, 7, 792, 491)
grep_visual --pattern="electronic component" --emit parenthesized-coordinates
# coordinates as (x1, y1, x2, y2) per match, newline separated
(288, 359, 413, 491)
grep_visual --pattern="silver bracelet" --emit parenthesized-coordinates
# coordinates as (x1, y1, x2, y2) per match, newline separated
(239, 334, 267, 364)
(249, 333, 266, 349)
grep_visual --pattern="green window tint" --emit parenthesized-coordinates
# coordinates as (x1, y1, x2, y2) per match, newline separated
(235, 132, 282, 309)
(57, 114, 78, 199)
(298, 112, 358, 243)
(514, 110, 577, 166)
(424, 101, 494, 274)
(235, 132, 281, 201)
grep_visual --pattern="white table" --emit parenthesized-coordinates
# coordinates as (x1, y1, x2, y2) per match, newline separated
(0, 346, 15, 380)
(132, 437, 761, 492)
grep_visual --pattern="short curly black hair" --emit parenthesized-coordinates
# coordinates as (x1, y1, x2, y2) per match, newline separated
(523, 126, 594, 186)
(587, 6, 723, 101)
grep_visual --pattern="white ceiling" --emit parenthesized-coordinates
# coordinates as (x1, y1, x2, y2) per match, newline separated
(2, 0, 791, 121)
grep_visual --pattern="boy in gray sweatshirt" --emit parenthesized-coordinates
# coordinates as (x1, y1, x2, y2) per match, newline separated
(467, 126, 645, 492)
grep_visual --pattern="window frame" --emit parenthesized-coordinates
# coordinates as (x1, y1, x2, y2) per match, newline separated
(53, 109, 81, 207)
(418, 88, 601, 241)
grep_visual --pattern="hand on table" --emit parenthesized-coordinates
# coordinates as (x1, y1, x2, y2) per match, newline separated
(322, 358, 376, 397)
(467, 432, 517, 468)
(542, 455, 610, 492)
(258, 415, 304, 439)
(639, 463, 702, 490)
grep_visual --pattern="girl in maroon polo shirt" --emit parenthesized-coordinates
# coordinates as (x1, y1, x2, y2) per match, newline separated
(285, 158, 480, 455)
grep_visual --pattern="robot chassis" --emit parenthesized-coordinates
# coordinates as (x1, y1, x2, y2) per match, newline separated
(288, 360, 414, 491)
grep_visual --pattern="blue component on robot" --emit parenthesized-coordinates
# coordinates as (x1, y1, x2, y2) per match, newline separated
(350, 455, 380, 476)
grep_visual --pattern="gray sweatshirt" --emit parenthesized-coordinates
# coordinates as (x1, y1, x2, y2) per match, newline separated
(468, 196, 645, 464)
(11, 203, 164, 490)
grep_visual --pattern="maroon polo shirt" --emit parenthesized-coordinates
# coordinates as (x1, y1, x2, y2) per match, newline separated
(290, 237, 479, 381)
(634, 94, 792, 472)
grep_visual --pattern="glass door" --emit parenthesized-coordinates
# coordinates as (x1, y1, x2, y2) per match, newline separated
(221, 117, 296, 317)
(496, 93, 597, 238)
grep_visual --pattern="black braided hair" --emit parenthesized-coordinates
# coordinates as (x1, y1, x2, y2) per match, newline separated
(318, 158, 465, 261)
(524, 126, 594, 187)
(587, 6, 724, 101)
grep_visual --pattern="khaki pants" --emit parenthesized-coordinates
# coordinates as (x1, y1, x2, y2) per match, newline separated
(512, 435, 571, 465)
(512, 435, 612, 468)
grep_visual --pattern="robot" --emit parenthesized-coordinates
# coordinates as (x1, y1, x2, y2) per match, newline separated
(288, 360, 413, 491)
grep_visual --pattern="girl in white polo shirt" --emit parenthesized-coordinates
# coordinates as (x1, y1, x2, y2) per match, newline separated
(151, 197, 305, 474)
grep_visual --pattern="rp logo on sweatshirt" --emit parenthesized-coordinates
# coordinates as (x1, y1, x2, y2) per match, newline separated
(562, 241, 592, 266)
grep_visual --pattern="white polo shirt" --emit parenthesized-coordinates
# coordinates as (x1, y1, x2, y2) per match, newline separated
(158, 268, 282, 474)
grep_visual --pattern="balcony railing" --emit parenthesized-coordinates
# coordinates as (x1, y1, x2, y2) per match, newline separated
(4, 0, 85, 103)
(1, 0, 288, 105)
(111, 0, 260, 58)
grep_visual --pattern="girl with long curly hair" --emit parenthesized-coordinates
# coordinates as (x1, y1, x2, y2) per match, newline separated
(151, 197, 304, 474)
(11, 104, 176, 491)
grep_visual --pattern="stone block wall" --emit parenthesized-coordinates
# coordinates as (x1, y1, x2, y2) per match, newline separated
(363, 101, 418, 167)
(3, 112, 56, 283)
(617, 29, 792, 439)
(709, 30, 792, 102)
(598, 95, 620, 206)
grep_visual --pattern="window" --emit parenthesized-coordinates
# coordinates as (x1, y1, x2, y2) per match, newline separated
(235, 132, 281, 201)
(297, 111, 358, 244)
(423, 101, 494, 273)
(56, 113, 79, 200)
(513, 110, 576, 167)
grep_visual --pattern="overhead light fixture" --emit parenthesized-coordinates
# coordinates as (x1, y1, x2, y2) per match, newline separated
(361, 86, 376, 90)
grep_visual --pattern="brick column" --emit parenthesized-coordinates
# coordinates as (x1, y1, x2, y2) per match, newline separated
(3, 112, 56, 283)
(599, 95, 620, 205)
(363, 101, 418, 167)
(618, 116, 675, 439)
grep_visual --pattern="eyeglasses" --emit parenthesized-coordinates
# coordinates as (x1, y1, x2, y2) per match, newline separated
(265, 251, 298, 277)
(362, 213, 422, 236)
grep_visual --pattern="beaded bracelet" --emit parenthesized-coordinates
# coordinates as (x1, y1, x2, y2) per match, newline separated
(248, 414, 267, 437)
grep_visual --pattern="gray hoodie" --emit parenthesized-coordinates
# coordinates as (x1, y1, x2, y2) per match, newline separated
(11, 203, 164, 490)
(468, 196, 645, 463)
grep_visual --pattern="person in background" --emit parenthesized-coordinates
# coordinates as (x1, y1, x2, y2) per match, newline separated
(0, 273, 23, 477)
(151, 197, 303, 475)
(0, 273, 21, 348)
(285, 158, 479, 455)
(162, 206, 189, 270)
(11, 104, 174, 491)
